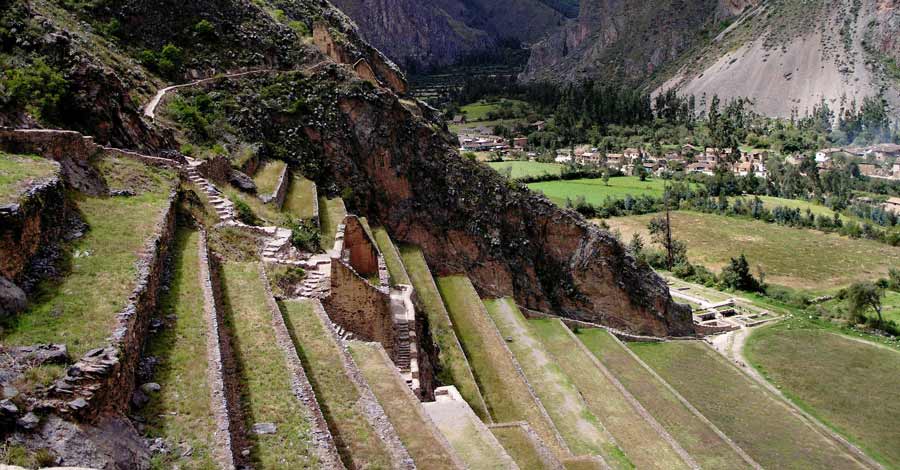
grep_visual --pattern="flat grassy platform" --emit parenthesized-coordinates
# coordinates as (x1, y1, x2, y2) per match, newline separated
(423, 393, 515, 469)
(530, 318, 690, 470)
(220, 262, 319, 468)
(529, 176, 684, 206)
(483, 299, 626, 466)
(318, 196, 346, 249)
(372, 228, 410, 285)
(281, 300, 393, 469)
(436, 276, 565, 458)
(139, 228, 217, 470)
(348, 341, 459, 469)
(576, 328, 751, 470)
(631, 341, 866, 469)
(746, 321, 900, 468)
(282, 173, 318, 221)
(487, 161, 563, 179)
(0, 153, 58, 204)
(398, 246, 488, 419)
(604, 211, 900, 290)
(490, 424, 561, 470)
(1, 157, 174, 357)
(252, 160, 287, 196)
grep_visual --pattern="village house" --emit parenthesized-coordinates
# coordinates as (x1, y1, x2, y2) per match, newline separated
(857, 163, 878, 177)
(606, 153, 625, 169)
(867, 143, 900, 161)
(458, 134, 507, 152)
(513, 136, 528, 149)
(884, 197, 900, 215)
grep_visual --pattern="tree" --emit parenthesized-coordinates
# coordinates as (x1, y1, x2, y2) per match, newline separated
(847, 281, 885, 323)
(648, 215, 686, 269)
(719, 254, 761, 292)
(628, 233, 645, 260)
(602, 171, 610, 187)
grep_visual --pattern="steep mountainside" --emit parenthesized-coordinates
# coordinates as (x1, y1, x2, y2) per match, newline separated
(656, 0, 900, 117)
(521, 0, 754, 83)
(329, 0, 571, 71)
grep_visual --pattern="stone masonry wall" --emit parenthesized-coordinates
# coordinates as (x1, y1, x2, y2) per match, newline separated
(324, 260, 396, 359)
(35, 191, 178, 422)
(0, 170, 67, 285)
(342, 215, 380, 278)
(259, 163, 289, 209)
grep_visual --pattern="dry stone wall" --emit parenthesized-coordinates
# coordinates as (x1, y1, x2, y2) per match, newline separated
(325, 259, 396, 358)
(342, 216, 381, 278)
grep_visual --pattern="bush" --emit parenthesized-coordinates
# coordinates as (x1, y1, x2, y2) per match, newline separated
(194, 19, 214, 36)
(1, 58, 68, 121)
(233, 199, 258, 225)
(290, 220, 321, 252)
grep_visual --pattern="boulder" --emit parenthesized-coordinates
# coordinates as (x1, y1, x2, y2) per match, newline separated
(252, 422, 277, 434)
(229, 169, 257, 192)
(0, 276, 26, 317)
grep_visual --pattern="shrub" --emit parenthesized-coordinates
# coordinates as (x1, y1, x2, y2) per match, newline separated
(194, 19, 214, 36)
(290, 219, 321, 252)
(233, 199, 258, 225)
(1, 58, 68, 121)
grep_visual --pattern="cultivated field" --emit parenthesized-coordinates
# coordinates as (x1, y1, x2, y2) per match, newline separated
(746, 321, 900, 468)
(436, 276, 566, 457)
(631, 341, 866, 469)
(529, 176, 673, 206)
(483, 299, 623, 464)
(576, 328, 752, 469)
(459, 99, 529, 121)
(604, 211, 900, 290)
(399, 247, 489, 419)
(488, 161, 563, 179)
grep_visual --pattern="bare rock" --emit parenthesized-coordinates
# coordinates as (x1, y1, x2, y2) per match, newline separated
(0, 276, 26, 317)
(252, 422, 277, 434)
(229, 169, 257, 192)
(17, 412, 40, 430)
(140, 382, 160, 394)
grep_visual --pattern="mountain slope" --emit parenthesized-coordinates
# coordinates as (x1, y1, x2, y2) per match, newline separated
(329, 0, 570, 71)
(655, 0, 900, 117)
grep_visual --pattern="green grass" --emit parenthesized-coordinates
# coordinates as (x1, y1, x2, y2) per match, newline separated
(140, 228, 217, 470)
(252, 160, 287, 196)
(529, 176, 678, 206)
(482, 299, 628, 466)
(435, 276, 566, 458)
(604, 211, 900, 291)
(449, 119, 526, 135)
(371, 228, 410, 285)
(528, 317, 687, 470)
(487, 161, 563, 179)
(397, 246, 488, 419)
(282, 173, 318, 221)
(0, 153, 58, 204)
(576, 328, 751, 470)
(281, 300, 393, 469)
(1, 159, 174, 357)
(318, 196, 346, 250)
(459, 99, 528, 121)
(745, 320, 900, 468)
(220, 262, 319, 468)
(630, 341, 865, 469)
(490, 425, 558, 470)
(423, 398, 512, 469)
(348, 341, 459, 470)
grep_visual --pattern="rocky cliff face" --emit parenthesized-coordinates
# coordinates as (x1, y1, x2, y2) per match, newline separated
(521, 0, 750, 83)
(329, 0, 569, 71)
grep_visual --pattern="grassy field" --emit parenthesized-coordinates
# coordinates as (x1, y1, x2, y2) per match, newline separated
(139, 228, 217, 470)
(348, 341, 459, 469)
(372, 228, 410, 285)
(745, 320, 900, 468)
(282, 173, 318, 221)
(423, 396, 514, 469)
(398, 246, 488, 419)
(252, 159, 287, 197)
(0, 153, 57, 204)
(436, 276, 566, 457)
(576, 329, 751, 470)
(281, 300, 393, 469)
(529, 317, 687, 470)
(318, 196, 346, 250)
(529, 176, 675, 206)
(604, 211, 900, 290)
(220, 263, 319, 468)
(490, 424, 560, 470)
(459, 99, 529, 121)
(482, 299, 627, 466)
(1, 158, 174, 357)
(487, 161, 563, 179)
(450, 119, 527, 135)
(630, 341, 865, 469)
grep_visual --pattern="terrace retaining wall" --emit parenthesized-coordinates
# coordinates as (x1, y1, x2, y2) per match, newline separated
(33, 190, 179, 422)
(260, 163, 290, 209)
(325, 259, 396, 358)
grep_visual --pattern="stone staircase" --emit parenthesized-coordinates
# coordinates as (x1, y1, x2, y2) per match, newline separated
(390, 285, 419, 392)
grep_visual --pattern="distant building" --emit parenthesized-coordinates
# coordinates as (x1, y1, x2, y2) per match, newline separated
(884, 197, 900, 215)
(857, 163, 878, 177)
(513, 136, 528, 149)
